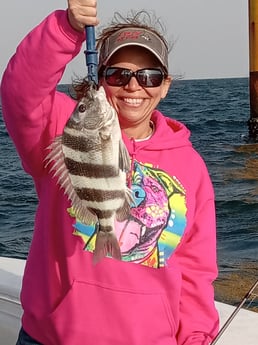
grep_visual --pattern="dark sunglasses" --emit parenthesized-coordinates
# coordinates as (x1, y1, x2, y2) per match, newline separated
(103, 67, 166, 88)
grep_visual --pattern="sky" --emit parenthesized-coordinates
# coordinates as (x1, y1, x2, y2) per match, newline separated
(0, 0, 249, 84)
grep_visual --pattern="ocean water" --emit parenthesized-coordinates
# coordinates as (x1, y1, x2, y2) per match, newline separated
(0, 78, 257, 306)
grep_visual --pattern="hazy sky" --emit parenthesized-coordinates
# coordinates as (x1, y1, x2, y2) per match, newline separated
(0, 0, 249, 84)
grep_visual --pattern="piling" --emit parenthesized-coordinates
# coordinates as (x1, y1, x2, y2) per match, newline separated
(248, 0, 258, 140)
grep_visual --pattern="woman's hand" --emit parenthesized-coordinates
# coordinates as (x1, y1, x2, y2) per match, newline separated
(67, 0, 99, 32)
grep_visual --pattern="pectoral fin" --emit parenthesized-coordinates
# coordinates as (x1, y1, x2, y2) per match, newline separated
(119, 140, 131, 172)
(116, 196, 132, 222)
(72, 204, 98, 225)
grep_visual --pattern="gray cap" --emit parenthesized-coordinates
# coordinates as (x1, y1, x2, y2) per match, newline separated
(98, 27, 169, 73)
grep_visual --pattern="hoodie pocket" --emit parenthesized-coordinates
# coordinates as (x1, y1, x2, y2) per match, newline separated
(47, 279, 177, 345)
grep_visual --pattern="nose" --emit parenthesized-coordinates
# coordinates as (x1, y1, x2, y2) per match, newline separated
(124, 74, 142, 90)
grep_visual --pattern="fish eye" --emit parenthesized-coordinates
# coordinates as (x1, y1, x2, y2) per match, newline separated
(78, 104, 86, 113)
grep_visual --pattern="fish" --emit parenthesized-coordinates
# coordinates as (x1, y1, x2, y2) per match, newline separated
(46, 85, 132, 263)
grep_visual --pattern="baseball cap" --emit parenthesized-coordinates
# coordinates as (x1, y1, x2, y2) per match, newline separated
(98, 27, 169, 73)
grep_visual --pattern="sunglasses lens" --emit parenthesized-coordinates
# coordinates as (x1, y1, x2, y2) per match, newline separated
(137, 69, 164, 87)
(104, 68, 131, 86)
(104, 68, 165, 87)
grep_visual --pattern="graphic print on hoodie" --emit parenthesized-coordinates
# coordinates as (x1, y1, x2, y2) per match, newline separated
(70, 160, 187, 268)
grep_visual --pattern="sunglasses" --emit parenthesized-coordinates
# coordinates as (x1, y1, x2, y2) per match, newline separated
(103, 67, 166, 88)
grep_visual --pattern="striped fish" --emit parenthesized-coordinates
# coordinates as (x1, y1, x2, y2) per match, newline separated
(46, 86, 132, 263)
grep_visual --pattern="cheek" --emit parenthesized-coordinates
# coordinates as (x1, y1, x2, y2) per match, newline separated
(148, 89, 165, 102)
(160, 80, 171, 99)
(101, 84, 119, 111)
(101, 81, 116, 99)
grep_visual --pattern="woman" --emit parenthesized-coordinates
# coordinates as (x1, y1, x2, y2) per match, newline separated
(1, 0, 219, 344)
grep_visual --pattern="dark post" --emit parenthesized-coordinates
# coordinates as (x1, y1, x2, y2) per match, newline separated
(248, 0, 258, 141)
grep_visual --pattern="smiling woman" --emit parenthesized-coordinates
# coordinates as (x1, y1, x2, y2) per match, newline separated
(1, 1, 219, 344)
(74, 20, 172, 139)
(99, 45, 172, 139)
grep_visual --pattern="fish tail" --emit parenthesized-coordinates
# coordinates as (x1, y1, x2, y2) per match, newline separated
(93, 230, 121, 264)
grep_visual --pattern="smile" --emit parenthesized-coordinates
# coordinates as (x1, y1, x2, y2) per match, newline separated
(123, 98, 143, 105)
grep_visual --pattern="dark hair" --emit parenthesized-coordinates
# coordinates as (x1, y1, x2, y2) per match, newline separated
(72, 10, 172, 100)
(96, 10, 170, 52)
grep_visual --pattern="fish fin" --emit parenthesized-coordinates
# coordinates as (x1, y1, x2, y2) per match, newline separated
(116, 186, 135, 221)
(46, 138, 98, 225)
(45, 137, 74, 196)
(93, 231, 121, 264)
(72, 204, 98, 224)
(45, 137, 77, 202)
(99, 124, 112, 140)
(119, 140, 131, 172)
(116, 199, 131, 222)
(125, 186, 135, 205)
(45, 136, 63, 166)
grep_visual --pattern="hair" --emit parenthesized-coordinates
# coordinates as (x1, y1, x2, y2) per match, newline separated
(72, 10, 173, 100)
(96, 10, 171, 52)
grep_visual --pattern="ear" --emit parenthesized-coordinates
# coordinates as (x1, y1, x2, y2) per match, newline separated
(161, 75, 172, 99)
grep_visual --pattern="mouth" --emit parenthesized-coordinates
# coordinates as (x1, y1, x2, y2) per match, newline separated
(123, 98, 143, 106)
(116, 217, 163, 255)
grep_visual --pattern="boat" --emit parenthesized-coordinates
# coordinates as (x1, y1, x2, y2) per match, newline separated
(0, 256, 257, 345)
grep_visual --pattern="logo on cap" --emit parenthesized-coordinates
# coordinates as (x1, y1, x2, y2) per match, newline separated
(116, 31, 143, 42)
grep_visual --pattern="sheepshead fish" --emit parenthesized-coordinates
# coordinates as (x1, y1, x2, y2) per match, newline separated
(46, 85, 132, 263)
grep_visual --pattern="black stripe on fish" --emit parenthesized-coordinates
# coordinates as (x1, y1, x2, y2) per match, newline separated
(62, 132, 108, 152)
(64, 158, 118, 178)
(97, 226, 113, 233)
(75, 188, 125, 202)
(90, 209, 113, 219)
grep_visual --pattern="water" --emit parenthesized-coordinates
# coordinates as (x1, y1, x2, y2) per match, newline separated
(1, 78, 257, 306)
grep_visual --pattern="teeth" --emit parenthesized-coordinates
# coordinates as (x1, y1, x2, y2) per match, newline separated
(124, 98, 142, 105)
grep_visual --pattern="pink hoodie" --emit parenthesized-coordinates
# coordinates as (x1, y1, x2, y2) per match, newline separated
(1, 10, 219, 345)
